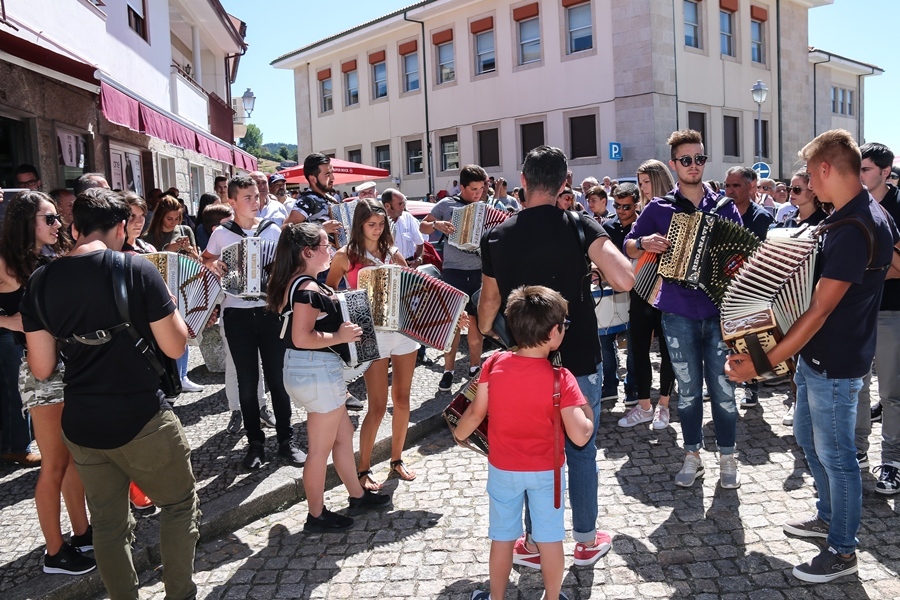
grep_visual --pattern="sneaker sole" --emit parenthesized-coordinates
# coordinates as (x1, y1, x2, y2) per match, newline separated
(874, 486, 900, 495)
(740, 403, 759, 409)
(512, 555, 542, 569)
(792, 561, 857, 583)
(438, 385, 452, 392)
(618, 416, 653, 428)
(783, 523, 828, 539)
(651, 420, 669, 430)
(720, 479, 741, 489)
(43, 564, 96, 575)
(573, 545, 611, 566)
(304, 522, 353, 533)
(674, 466, 704, 488)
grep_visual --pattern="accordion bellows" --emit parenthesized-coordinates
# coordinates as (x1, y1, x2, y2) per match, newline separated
(448, 203, 509, 253)
(144, 252, 222, 338)
(357, 264, 469, 352)
(220, 238, 277, 299)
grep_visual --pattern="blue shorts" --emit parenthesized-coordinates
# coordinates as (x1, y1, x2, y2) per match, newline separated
(486, 464, 566, 543)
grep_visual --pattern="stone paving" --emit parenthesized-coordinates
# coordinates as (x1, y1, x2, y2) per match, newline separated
(97, 369, 898, 599)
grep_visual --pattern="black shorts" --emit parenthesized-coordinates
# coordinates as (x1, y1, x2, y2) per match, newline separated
(442, 268, 482, 315)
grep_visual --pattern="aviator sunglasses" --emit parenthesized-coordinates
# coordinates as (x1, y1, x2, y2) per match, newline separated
(674, 154, 708, 167)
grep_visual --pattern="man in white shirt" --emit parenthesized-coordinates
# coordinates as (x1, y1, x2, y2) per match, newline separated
(382, 188, 425, 266)
(248, 171, 287, 227)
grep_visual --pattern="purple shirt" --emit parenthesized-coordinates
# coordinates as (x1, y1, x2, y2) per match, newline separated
(625, 183, 743, 320)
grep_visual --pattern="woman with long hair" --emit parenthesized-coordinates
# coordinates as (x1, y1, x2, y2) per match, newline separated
(268, 223, 390, 531)
(0, 191, 94, 574)
(636, 159, 676, 209)
(326, 199, 419, 491)
(121, 192, 156, 254)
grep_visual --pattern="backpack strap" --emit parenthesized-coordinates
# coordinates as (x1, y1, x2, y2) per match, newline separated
(255, 219, 276, 236)
(221, 220, 247, 238)
(564, 209, 590, 270)
(713, 196, 735, 214)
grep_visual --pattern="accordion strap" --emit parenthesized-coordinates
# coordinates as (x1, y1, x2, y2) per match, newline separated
(279, 275, 318, 340)
(552, 366, 562, 509)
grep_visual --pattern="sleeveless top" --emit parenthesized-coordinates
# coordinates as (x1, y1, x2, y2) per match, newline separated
(280, 276, 345, 353)
(345, 246, 397, 288)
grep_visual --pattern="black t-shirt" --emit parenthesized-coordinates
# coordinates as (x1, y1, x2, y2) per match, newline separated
(879, 185, 900, 311)
(739, 201, 774, 242)
(20, 250, 175, 449)
(601, 216, 633, 253)
(481, 204, 608, 377)
(281, 277, 344, 353)
(800, 190, 899, 378)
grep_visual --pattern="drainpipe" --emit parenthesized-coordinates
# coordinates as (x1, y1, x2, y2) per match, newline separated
(775, 0, 782, 179)
(810, 53, 831, 139)
(856, 67, 877, 144)
(404, 11, 433, 196)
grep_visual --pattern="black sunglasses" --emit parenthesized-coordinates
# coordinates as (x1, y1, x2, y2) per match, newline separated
(559, 319, 571, 331)
(37, 213, 63, 226)
(674, 154, 708, 167)
(789, 186, 807, 195)
(613, 202, 634, 210)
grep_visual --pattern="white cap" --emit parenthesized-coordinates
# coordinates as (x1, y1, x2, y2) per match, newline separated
(356, 181, 376, 193)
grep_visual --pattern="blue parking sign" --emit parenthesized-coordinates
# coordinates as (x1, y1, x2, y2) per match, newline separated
(609, 142, 623, 161)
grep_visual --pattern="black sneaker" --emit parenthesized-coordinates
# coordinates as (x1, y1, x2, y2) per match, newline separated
(345, 394, 364, 411)
(871, 401, 883, 423)
(623, 389, 638, 407)
(70, 525, 93, 552)
(740, 387, 758, 408)
(792, 547, 857, 583)
(783, 514, 829, 539)
(277, 441, 307, 465)
(348, 490, 392, 515)
(43, 543, 97, 575)
(225, 410, 243, 434)
(874, 462, 900, 495)
(304, 507, 353, 533)
(242, 442, 265, 470)
(438, 371, 454, 392)
(857, 451, 869, 470)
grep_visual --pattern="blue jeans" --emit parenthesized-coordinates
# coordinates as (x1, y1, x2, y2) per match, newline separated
(176, 346, 189, 379)
(525, 362, 602, 544)
(599, 333, 619, 395)
(661, 313, 736, 454)
(0, 330, 31, 454)
(793, 357, 862, 554)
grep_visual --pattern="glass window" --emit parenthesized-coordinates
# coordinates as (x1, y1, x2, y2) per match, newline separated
(518, 18, 540, 65)
(127, 1, 147, 41)
(440, 135, 459, 171)
(373, 62, 387, 99)
(684, 1, 700, 49)
(839, 88, 845, 114)
(720, 11, 734, 57)
(158, 155, 175, 192)
(569, 115, 597, 159)
(724, 115, 740, 157)
(478, 128, 500, 168)
(347, 149, 361, 164)
(567, 3, 592, 54)
(475, 30, 495, 75)
(404, 53, 419, 92)
(375, 145, 391, 172)
(831, 87, 838, 113)
(846, 90, 854, 116)
(751, 20, 764, 63)
(189, 164, 203, 213)
(345, 70, 358, 106)
(406, 140, 423, 174)
(688, 111, 708, 154)
(520, 122, 544, 163)
(321, 78, 332, 113)
(438, 42, 455, 84)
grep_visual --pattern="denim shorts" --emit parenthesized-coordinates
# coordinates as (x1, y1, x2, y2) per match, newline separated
(18, 356, 65, 415)
(283, 350, 347, 413)
(376, 330, 418, 358)
(486, 463, 566, 543)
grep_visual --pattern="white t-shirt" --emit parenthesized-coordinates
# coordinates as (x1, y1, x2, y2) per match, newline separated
(259, 196, 287, 227)
(206, 221, 282, 310)
(391, 211, 425, 259)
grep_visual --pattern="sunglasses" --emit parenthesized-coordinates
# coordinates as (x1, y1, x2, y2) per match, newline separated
(613, 202, 634, 210)
(559, 319, 571, 331)
(789, 186, 807, 195)
(674, 154, 708, 167)
(759, 185, 773, 192)
(18, 178, 39, 187)
(37, 213, 63, 226)
(889, 174, 900, 180)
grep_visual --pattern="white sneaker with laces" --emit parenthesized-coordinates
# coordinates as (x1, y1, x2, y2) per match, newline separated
(617, 405, 653, 428)
(720, 454, 741, 489)
(674, 454, 704, 487)
(782, 403, 795, 426)
(180, 377, 204, 393)
(652, 405, 670, 430)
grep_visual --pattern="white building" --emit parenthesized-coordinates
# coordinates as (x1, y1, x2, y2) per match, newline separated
(0, 0, 256, 209)
(273, 0, 880, 198)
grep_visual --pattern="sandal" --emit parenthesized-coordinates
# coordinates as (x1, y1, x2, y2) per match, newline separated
(390, 459, 417, 482)
(357, 469, 381, 491)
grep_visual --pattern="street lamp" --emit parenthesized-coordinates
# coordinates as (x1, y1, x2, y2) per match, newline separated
(241, 88, 256, 119)
(751, 80, 768, 164)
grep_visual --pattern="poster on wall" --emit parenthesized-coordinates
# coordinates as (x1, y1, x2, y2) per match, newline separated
(125, 152, 143, 194)
(57, 132, 78, 167)
(110, 150, 125, 191)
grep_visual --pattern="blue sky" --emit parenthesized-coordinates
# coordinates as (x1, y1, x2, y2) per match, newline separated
(221, 0, 899, 158)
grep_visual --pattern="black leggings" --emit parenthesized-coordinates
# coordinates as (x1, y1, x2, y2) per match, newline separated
(627, 293, 675, 399)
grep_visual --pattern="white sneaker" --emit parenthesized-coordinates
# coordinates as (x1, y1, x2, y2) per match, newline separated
(782, 404, 795, 426)
(674, 454, 704, 487)
(618, 405, 653, 428)
(652, 405, 670, 430)
(180, 377, 204, 393)
(720, 454, 741, 489)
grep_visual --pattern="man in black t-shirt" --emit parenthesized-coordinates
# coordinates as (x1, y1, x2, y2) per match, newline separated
(478, 146, 634, 569)
(21, 189, 199, 599)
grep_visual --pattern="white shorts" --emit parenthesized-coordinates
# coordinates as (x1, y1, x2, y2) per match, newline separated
(376, 330, 418, 358)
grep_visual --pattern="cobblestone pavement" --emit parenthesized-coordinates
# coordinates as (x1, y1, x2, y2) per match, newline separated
(89, 371, 899, 599)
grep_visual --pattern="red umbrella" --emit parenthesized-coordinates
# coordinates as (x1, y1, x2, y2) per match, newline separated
(280, 158, 390, 186)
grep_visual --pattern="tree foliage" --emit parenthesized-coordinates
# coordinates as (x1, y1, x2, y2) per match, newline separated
(239, 124, 264, 155)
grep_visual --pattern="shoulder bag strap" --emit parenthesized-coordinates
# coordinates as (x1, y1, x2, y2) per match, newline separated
(552, 366, 562, 509)
(111, 251, 167, 378)
(221, 220, 247, 238)
(255, 219, 276, 236)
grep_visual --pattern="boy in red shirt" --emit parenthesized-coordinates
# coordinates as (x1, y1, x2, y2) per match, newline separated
(455, 285, 594, 600)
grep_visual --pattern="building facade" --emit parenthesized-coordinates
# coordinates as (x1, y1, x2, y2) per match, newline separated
(272, 0, 883, 199)
(0, 0, 256, 211)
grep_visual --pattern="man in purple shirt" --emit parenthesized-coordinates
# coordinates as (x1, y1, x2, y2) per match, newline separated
(624, 129, 743, 490)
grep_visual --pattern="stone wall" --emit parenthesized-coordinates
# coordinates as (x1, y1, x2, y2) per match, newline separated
(778, 1, 813, 178)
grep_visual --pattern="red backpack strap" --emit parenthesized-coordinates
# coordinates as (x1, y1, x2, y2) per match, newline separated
(553, 366, 562, 509)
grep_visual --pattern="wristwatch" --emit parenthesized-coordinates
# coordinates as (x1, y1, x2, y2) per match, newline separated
(635, 236, 644, 250)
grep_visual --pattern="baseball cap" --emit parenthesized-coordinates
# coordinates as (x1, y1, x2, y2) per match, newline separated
(356, 181, 376, 193)
(268, 173, 286, 184)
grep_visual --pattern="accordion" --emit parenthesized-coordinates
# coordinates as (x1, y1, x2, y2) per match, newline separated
(634, 212, 761, 307)
(448, 202, 509, 253)
(220, 238, 277, 299)
(333, 289, 381, 367)
(144, 252, 222, 338)
(357, 264, 468, 352)
(720, 226, 819, 381)
(332, 200, 357, 248)
(442, 375, 488, 456)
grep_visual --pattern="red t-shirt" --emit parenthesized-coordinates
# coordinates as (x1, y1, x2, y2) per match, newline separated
(479, 352, 586, 471)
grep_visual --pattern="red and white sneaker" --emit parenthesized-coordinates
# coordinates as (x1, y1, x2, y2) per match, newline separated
(129, 482, 154, 511)
(573, 530, 612, 566)
(512, 535, 541, 569)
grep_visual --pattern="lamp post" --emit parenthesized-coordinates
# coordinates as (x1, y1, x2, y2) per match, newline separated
(241, 88, 256, 120)
(751, 80, 768, 164)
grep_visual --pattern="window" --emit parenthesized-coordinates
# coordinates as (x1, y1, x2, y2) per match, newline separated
(320, 78, 333, 113)
(404, 53, 419, 92)
(569, 115, 597, 159)
(723, 115, 740, 158)
(375, 145, 391, 172)
(684, 1, 700, 49)
(372, 62, 387, 99)
(720, 11, 734, 57)
(347, 149, 362, 164)
(475, 30, 495, 74)
(406, 140, 423, 174)
(126, 0, 147, 40)
(753, 119, 770, 159)
(518, 18, 540, 65)
(831, 87, 854, 115)
(847, 90, 854, 116)
(688, 111, 708, 154)
(751, 20, 764, 63)
(158, 155, 175, 192)
(567, 3, 592, 54)
(345, 70, 358, 106)
(520, 122, 544, 163)
(189, 164, 204, 213)
(478, 128, 500, 168)
(438, 42, 455, 83)
(440, 135, 459, 171)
